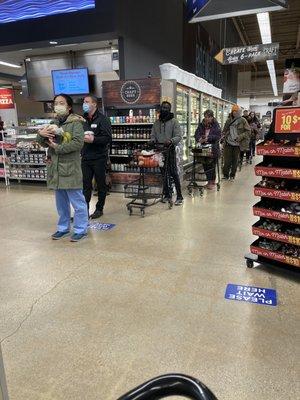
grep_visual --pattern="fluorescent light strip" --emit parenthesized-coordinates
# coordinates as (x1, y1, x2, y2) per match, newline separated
(257, 12, 278, 96)
(0, 61, 22, 68)
(267, 60, 278, 96)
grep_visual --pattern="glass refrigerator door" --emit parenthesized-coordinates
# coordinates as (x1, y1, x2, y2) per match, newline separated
(190, 91, 200, 150)
(223, 103, 231, 126)
(176, 86, 189, 162)
(218, 101, 224, 128)
(201, 94, 211, 115)
(211, 98, 218, 119)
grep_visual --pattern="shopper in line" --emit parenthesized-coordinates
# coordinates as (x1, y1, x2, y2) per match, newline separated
(246, 111, 261, 161)
(150, 101, 184, 205)
(81, 94, 112, 219)
(222, 105, 251, 180)
(37, 94, 89, 242)
(243, 110, 249, 119)
(195, 109, 221, 190)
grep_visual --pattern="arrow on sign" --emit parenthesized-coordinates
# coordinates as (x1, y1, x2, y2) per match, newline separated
(215, 43, 279, 65)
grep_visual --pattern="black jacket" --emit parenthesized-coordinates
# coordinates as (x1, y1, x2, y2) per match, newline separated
(81, 109, 112, 161)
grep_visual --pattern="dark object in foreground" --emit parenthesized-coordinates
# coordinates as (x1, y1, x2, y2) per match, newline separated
(117, 373, 218, 400)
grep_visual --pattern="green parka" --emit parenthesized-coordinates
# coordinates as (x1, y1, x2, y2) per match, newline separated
(37, 114, 84, 190)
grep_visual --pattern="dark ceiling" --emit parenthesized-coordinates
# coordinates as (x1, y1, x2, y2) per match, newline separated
(234, 0, 300, 77)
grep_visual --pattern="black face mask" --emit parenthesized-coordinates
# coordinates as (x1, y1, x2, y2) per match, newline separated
(160, 106, 171, 121)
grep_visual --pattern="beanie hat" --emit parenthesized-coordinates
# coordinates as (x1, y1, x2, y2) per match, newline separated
(231, 104, 240, 113)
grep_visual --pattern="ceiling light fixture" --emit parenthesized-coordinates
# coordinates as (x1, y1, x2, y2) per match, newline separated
(0, 60, 22, 68)
(257, 12, 278, 96)
(49, 41, 58, 45)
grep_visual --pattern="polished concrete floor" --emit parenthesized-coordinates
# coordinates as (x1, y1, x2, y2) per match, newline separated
(0, 163, 299, 400)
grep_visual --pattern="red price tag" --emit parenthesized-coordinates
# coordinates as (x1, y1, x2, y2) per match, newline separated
(275, 107, 300, 134)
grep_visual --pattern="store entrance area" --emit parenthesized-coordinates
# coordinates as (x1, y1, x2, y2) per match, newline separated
(0, 166, 298, 400)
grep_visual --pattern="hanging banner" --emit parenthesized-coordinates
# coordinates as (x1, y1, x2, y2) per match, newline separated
(188, 0, 287, 23)
(215, 43, 279, 65)
(0, 88, 15, 109)
(283, 68, 300, 95)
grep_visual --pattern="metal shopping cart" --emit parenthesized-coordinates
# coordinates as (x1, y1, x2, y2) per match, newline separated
(186, 145, 221, 197)
(117, 373, 218, 399)
(124, 145, 175, 217)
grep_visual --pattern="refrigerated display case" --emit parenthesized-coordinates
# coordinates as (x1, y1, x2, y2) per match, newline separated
(218, 100, 224, 128)
(189, 90, 200, 151)
(176, 85, 189, 162)
(211, 98, 218, 119)
(223, 102, 231, 126)
(201, 94, 211, 115)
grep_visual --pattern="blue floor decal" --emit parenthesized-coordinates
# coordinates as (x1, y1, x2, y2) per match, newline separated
(225, 284, 277, 307)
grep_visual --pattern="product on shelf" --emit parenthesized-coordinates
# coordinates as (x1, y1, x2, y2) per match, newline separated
(109, 109, 157, 124)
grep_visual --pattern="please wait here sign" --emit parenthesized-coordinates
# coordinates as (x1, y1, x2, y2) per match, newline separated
(225, 284, 277, 307)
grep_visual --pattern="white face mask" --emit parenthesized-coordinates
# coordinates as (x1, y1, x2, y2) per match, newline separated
(54, 104, 68, 116)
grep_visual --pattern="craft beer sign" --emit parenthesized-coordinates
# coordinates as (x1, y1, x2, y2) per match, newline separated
(0, 88, 15, 109)
(120, 81, 142, 104)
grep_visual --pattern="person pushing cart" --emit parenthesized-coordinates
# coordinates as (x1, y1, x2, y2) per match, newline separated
(150, 101, 184, 206)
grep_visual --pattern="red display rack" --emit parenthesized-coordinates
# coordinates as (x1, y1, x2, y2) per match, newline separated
(254, 184, 300, 202)
(252, 222, 300, 246)
(246, 106, 300, 270)
(256, 143, 300, 157)
(253, 203, 300, 225)
(250, 240, 299, 268)
(255, 162, 300, 179)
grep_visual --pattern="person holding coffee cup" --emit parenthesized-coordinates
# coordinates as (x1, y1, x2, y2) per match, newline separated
(81, 95, 112, 219)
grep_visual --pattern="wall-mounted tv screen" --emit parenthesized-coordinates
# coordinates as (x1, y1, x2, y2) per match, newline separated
(52, 68, 90, 96)
(0, 0, 95, 24)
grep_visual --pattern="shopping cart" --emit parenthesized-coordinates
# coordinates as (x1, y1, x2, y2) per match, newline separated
(186, 146, 221, 196)
(117, 373, 218, 399)
(124, 145, 174, 217)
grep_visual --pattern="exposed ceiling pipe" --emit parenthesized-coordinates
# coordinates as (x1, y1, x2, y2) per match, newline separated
(232, 17, 257, 73)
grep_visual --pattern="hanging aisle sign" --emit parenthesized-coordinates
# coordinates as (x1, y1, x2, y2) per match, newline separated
(0, 88, 15, 109)
(214, 43, 279, 65)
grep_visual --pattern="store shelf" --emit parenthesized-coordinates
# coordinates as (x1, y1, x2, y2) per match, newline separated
(250, 240, 299, 268)
(5, 148, 46, 152)
(256, 143, 300, 157)
(255, 162, 300, 179)
(254, 184, 300, 202)
(112, 139, 150, 142)
(112, 123, 153, 126)
(9, 177, 46, 181)
(10, 162, 46, 166)
(252, 222, 300, 246)
(253, 203, 300, 225)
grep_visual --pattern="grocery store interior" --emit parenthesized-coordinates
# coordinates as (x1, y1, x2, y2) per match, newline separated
(0, 1, 299, 400)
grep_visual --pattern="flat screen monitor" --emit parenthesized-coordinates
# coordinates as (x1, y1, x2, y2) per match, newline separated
(0, 0, 95, 24)
(52, 68, 89, 96)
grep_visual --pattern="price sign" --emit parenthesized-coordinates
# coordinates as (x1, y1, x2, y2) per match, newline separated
(288, 236, 300, 246)
(291, 193, 300, 201)
(289, 214, 300, 224)
(275, 107, 300, 134)
(284, 256, 300, 267)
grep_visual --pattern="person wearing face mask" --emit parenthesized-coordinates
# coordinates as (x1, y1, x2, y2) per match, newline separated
(222, 105, 251, 181)
(150, 101, 183, 205)
(195, 109, 221, 190)
(81, 94, 112, 219)
(37, 94, 88, 242)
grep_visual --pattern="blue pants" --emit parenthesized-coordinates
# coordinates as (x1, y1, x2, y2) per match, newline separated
(55, 189, 88, 235)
